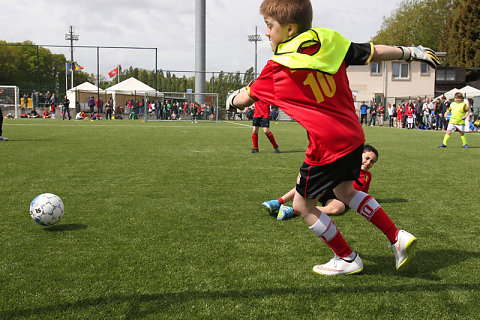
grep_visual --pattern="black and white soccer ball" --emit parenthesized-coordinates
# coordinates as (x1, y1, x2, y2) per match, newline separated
(30, 193, 64, 226)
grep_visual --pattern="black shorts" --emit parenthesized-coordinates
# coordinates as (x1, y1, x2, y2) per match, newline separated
(296, 144, 363, 199)
(318, 189, 350, 214)
(252, 117, 270, 128)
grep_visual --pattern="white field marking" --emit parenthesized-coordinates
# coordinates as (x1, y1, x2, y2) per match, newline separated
(224, 121, 252, 127)
(3, 122, 249, 129)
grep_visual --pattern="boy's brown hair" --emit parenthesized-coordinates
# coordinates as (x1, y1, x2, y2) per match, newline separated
(454, 92, 464, 100)
(260, 0, 312, 33)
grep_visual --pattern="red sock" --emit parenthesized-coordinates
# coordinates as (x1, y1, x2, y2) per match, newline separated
(252, 133, 259, 149)
(350, 191, 399, 244)
(266, 132, 278, 148)
(326, 232, 353, 258)
(277, 198, 284, 204)
(370, 208, 399, 244)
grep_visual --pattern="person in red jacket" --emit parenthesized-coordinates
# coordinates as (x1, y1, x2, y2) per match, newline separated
(263, 144, 378, 219)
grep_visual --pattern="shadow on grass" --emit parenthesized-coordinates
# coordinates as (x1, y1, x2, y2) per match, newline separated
(6, 138, 57, 142)
(43, 223, 87, 232)
(361, 249, 478, 280)
(375, 198, 408, 203)
(1, 272, 479, 319)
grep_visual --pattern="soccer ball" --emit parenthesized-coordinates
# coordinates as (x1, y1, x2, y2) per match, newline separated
(30, 193, 64, 226)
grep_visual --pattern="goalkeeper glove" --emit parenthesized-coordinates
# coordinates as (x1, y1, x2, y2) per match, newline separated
(398, 46, 440, 69)
(226, 88, 244, 111)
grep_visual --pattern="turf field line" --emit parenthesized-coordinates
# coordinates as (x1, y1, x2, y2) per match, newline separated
(224, 121, 252, 127)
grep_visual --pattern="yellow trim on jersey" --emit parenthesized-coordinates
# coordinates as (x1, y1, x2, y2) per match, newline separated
(365, 42, 375, 65)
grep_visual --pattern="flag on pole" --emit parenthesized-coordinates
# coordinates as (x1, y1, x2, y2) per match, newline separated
(66, 62, 72, 75)
(108, 67, 119, 78)
(75, 64, 84, 71)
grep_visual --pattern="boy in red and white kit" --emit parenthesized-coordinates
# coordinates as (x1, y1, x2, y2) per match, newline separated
(226, 0, 440, 275)
(251, 100, 279, 153)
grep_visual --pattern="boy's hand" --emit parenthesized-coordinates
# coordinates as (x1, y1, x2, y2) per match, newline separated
(398, 46, 441, 69)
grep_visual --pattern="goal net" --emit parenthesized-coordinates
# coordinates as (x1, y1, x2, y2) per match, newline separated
(0, 86, 20, 118)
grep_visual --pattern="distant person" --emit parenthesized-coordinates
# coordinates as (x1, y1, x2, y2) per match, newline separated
(87, 96, 95, 113)
(62, 96, 71, 120)
(23, 93, 28, 109)
(359, 101, 369, 125)
(439, 92, 470, 149)
(250, 100, 279, 153)
(0, 89, 8, 141)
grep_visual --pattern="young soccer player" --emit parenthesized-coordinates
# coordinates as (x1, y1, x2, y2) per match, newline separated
(251, 100, 279, 153)
(263, 144, 378, 220)
(226, 0, 440, 275)
(0, 89, 8, 141)
(438, 92, 470, 149)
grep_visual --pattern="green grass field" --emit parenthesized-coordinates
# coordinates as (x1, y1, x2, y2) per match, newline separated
(1, 118, 479, 319)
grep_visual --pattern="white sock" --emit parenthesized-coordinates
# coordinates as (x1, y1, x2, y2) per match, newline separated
(308, 212, 338, 242)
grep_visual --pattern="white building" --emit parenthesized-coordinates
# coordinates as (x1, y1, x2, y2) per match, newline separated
(348, 60, 435, 106)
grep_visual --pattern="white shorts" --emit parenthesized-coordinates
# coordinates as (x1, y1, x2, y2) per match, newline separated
(447, 123, 465, 132)
(407, 117, 414, 124)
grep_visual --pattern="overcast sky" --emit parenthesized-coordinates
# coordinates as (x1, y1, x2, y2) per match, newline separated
(1, 0, 400, 78)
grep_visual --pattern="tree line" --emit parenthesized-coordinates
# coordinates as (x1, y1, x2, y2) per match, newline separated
(371, 0, 480, 68)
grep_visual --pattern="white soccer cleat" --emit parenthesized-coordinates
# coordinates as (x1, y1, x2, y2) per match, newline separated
(390, 230, 417, 270)
(312, 254, 363, 276)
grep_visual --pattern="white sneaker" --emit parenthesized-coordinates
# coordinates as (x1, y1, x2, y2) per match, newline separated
(390, 230, 417, 270)
(0, 136, 8, 141)
(312, 253, 363, 276)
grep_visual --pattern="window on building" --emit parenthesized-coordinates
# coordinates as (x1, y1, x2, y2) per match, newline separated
(436, 69, 456, 81)
(420, 63, 429, 75)
(392, 62, 409, 79)
(370, 62, 381, 75)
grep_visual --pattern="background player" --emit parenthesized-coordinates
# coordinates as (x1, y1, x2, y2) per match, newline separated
(226, 0, 439, 275)
(0, 89, 9, 141)
(251, 100, 279, 153)
(438, 92, 470, 149)
(263, 144, 378, 220)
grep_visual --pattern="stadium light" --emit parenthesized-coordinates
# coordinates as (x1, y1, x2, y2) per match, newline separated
(65, 26, 79, 90)
(248, 26, 262, 79)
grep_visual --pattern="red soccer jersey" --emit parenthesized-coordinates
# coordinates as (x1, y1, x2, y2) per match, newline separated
(253, 100, 270, 118)
(353, 169, 371, 193)
(249, 60, 364, 166)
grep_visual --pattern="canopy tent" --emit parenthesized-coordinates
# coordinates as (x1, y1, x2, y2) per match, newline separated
(435, 88, 459, 100)
(105, 77, 163, 112)
(66, 82, 108, 111)
(458, 85, 480, 97)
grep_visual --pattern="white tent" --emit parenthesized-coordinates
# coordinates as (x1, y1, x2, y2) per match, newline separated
(105, 77, 163, 111)
(458, 85, 480, 97)
(435, 88, 459, 100)
(66, 82, 107, 111)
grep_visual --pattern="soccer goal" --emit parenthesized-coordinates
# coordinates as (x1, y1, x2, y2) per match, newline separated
(0, 86, 20, 118)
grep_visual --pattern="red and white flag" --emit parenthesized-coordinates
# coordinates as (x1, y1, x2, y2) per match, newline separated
(108, 67, 119, 78)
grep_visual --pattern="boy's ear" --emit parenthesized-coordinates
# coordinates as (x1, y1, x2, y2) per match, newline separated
(287, 23, 297, 37)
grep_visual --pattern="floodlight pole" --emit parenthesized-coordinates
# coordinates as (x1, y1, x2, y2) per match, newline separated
(248, 26, 262, 79)
(65, 26, 79, 90)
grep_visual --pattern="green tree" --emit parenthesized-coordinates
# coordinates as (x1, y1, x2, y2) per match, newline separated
(441, 0, 480, 67)
(372, 0, 453, 50)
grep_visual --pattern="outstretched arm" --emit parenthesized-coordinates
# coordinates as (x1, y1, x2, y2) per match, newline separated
(371, 44, 440, 68)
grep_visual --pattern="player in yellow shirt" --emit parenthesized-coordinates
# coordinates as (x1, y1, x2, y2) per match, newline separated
(439, 92, 471, 149)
